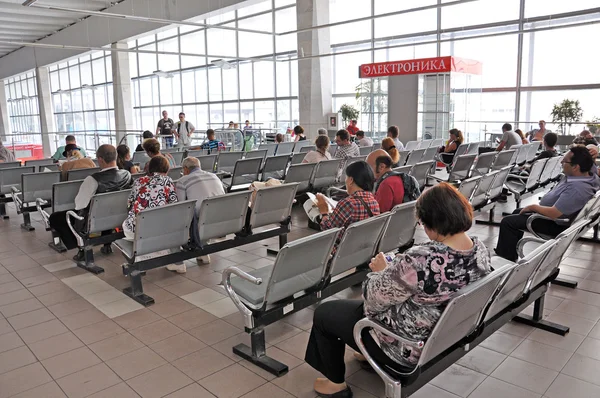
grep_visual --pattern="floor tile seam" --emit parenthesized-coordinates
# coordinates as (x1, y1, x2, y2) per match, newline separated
(197, 362, 270, 385)
(491, 356, 561, 396)
(559, 360, 600, 388)
(104, 348, 167, 381)
(36, 347, 106, 380)
(551, 305, 600, 322)
(170, 348, 241, 380)
(0, 298, 45, 319)
(508, 340, 578, 373)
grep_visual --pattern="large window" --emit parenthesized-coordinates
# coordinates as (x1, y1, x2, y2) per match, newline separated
(5, 71, 40, 144)
(130, 0, 299, 142)
(49, 51, 115, 152)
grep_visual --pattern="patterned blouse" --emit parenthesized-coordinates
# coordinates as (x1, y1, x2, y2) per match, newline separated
(123, 173, 178, 234)
(363, 237, 491, 368)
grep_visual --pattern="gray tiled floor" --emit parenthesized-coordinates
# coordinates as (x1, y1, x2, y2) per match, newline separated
(1, 193, 600, 398)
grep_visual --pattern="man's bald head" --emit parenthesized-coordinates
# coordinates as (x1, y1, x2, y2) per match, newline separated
(366, 149, 393, 179)
(366, 149, 390, 170)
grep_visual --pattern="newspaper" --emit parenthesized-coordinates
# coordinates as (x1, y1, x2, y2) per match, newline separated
(303, 192, 337, 222)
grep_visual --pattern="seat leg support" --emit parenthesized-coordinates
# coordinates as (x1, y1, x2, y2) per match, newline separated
(76, 247, 105, 274)
(513, 296, 569, 336)
(0, 202, 8, 220)
(48, 232, 67, 253)
(475, 207, 501, 226)
(266, 233, 287, 256)
(20, 212, 35, 231)
(578, 225, 600, 244)
(232, 329, 288, 377)
(551, 277, 578, 289)
(123, 269, 154, 306)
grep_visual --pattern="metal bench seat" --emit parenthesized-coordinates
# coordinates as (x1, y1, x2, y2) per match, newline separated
(377, 201, 417, 253)
(262, 154, 290, 181)
(310, 159, 343, 191)
(430, 154, 476, 184)
(67, 167, 100, 181)
(505, 158, 548, 209)
(222, 157, 263, 192)
(25, 158, 55, 172)
(0, 166, 35, 219)
(471, 151, 496, 176)
(217, 151, 244, 174)
(11, 171, 61, 230)
(284, 163, 316, 194)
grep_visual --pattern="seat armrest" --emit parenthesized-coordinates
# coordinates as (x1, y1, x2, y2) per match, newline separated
(222, 267, 263, 329)
(526, 213, 570, 238)
(517, 236, 546, 258)
(326, 186, 348, 198)
(10, 186, 22, 211)
(66, 210, 86, 248)
(36, 198, 50, 229)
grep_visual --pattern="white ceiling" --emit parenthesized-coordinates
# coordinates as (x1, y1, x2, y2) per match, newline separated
(0, 1, 120, 58)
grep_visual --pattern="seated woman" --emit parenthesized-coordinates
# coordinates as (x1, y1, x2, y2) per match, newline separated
(305, 183, 491, 397)
(123, 156, 178, 240)
(59, 143, 96, 180)
(303, 135, 332, 163)
(294, 125, 307, 141)
(381, 137, 401, 167)
(439, 128, 464, 164)
(117, 145, 140, 174)
(315, 161, 380, 239)
(142, 138, 176, 173)
(515, 129, 529, 144)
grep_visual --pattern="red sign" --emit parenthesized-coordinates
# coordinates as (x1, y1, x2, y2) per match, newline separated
(359, 56, 482, 78)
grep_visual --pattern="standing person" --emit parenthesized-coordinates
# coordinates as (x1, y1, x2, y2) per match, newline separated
(496, 123, 521, 151)
(156, 110, 175, 149)
(59, 144, 96, 180)
(303, 136, 333, 164)
(142, 138, 176, 173)
(116, 145, 140, 174)
(174, 112, 195, 148)
(0, 141, 15, 163)
(387, 126, 405, 151)
(528, 120, 550, 142)
(355, 131, 373, 147)
(135, 131, 153, 152)
(346, 120, 359, 136)
(294, 125, 307, 142)
(52, 135, 88, 160)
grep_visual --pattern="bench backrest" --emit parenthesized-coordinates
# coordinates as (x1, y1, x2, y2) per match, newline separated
(328, 143, 338, 157)
(262, 155, 291, 180)
(197, 191, 251, 244)
(0, 161, 21, 169)
(230, 158, 262, 187)
(276, 142, 295, 155)
(511, 144, 526, 165)
(488, 166, 511, 201)
(301, 145, 316, 153)
(472, 152, 496, 176)
(458, 176, 481, 202)
(291, 153, 306, 165)
(167, 167, 183, 181)
(186, 149, 208, 158)
(549, 155, 564, 181)
(397, 150, 411, 166)
(377, 201, 417, 253)
(539, 155, 561, 185)
(132, 151, 150, 169)
(311, 159, 342, 190)
(0, 166, 35, 194)
(419, 264, 514, 366)
(525, 158, 549, 191)
(284, 163, 316, 193)
(245, 149, 268, 161)
(484, 240, 554, 322)
(526, 142, 541, 162)
(448, 154, 476, 182)
(392, 165, 412, 175)
(52, 180, 84, 213)
(67, 167, 100, 181)
(264, 228, 340, 306)
(161, 148, 181, 154)
(404, 141, 418, 151)
(491, 149, 516, 171)
(293, 140, 312, 152)
(329, 213, 390, 277)
(196, 154, 217, 173)
(359, 146, 372, 156)
(471, 171, 497, 209)
(170, 151, 185, 166)
(340, 157, 365, 183)
(21, 172, 61, 203)
(405, 148, 426, 166)
(132, 200, 196, 257)
(410, 161, 432, 188)
(249, 183, 298, 229)
(430, 138, 445, 148)
(87, 189, 131, 234)
(258, 144, 277, 157)
(466, 142, 480, 155)
(421, 147, 438, 163)
(25, 159, 54, 172)
(218, 151, 244, 172)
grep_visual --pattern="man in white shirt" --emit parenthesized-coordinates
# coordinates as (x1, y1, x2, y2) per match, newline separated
(174, 112, 195, 148)
(170, 157, 225, 273)
(355, 130, 373, 147)
(496, 123, 521, 151)
(49, 144, 133, 259)
(387, 126, 405, 151)
(528, 120, 551, 142)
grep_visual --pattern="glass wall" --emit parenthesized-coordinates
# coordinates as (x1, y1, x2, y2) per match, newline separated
(130, 0, 298, 143)
(49, 51, 115, 151)
(330, 0, 600, 139)
(4, 71, 41, 146)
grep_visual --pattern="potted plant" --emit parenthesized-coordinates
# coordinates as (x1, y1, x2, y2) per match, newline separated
(355, 78, 386, 133)
(338, 104, 360, 125)
(550, 99, 583, 134)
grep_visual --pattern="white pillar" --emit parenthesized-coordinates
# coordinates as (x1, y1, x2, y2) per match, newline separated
(0, 81, 10, 141)
(388, 75, 419, 143)
(111, 41, 134, 147)
(35, 67, 56, 158)
(296, 0, 332, 139)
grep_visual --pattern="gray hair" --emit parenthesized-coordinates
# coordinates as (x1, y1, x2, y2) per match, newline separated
(182, 156, 201, 171)
(318, 128, 328, 135)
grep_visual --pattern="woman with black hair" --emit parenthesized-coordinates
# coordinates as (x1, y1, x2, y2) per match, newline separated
(135, 130, 154, 152)
(315, 161, 380, 235)
(116, 145, 139, 174)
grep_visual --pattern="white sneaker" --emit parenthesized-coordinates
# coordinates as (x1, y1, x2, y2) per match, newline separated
(166, 263, 186, 274)
(197, 255, 211, 264)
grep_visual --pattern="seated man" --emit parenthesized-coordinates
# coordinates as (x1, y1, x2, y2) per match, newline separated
(173, 157, 225, 272)
(495, 146, 599, 262)
(52, 135, 88, 161)
(200, 129, 226, 152)
(366, 150, 405, 213)
(387, 125, 405, 151)
(49, 144, 133, 260)
(496, 123, 521, 151)
(573, 129, 599, 146)
(530, 132, 558, 163)
(333, 129, 360, 177)
(355, 130, 373, 147)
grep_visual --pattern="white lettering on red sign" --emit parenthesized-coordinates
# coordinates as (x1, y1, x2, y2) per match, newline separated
(361, 58, 450, 77)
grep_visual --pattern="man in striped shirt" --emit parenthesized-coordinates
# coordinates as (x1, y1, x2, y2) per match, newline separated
(200, 129, 225, 152)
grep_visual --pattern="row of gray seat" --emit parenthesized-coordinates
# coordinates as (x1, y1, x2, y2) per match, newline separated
(222, 201, 418, 376)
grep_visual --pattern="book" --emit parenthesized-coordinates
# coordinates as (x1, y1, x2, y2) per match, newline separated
(303, 192, 337, 222)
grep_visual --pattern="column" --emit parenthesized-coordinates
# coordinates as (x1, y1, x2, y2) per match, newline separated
(388, 75, 419, 143)
(111, 41, 134, 147)
(36, 67, 56, 158)
(296, 0, 333, 139)
(0, 80, 10, 141)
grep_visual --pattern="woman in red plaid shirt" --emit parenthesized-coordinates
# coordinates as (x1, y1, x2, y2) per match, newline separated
(315, 161, 380, 234)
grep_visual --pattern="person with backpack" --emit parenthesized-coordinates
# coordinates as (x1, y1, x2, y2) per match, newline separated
(173, 112, 195, 148)
(367, 150, 420, 212)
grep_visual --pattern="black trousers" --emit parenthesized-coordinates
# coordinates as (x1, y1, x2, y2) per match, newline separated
(305, 299, 404, 384)
(49, 210, 78, 250)
(495, 209, 567, 262)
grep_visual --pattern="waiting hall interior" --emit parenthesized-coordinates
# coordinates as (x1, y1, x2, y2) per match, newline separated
(1, 0, 600, 397)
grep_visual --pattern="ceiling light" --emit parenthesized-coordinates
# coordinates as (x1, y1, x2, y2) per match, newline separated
(152, 70, 173, 78)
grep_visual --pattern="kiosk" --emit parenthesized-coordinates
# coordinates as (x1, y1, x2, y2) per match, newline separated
(359, 56, 482, 143)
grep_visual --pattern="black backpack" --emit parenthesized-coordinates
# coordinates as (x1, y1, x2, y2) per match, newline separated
(375, 171, 421, 203)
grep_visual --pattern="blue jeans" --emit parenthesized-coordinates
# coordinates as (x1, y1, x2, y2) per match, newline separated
(162, 136, 174, 148)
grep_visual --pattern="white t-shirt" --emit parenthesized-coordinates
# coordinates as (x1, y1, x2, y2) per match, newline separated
(357, 137, 374, 147)
(501, 130, 521, 149)
(392, 138, 405, 151)
(175, 121, 195, 146)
